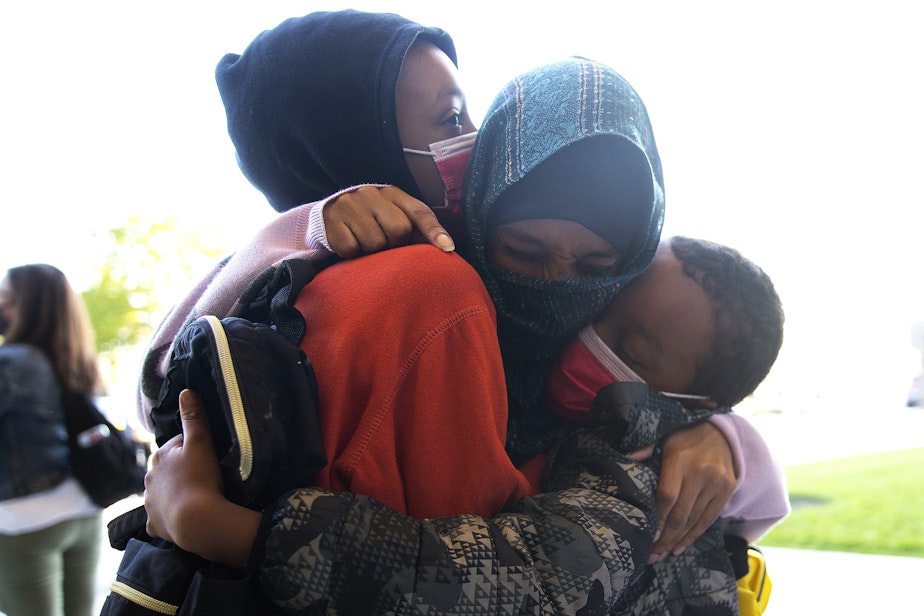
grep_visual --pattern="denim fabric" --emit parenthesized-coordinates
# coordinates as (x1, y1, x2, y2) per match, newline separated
(0, 344, 70, 501)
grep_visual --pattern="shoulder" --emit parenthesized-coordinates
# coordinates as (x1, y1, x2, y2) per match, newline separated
(297, 246, 495, 346)
(0, 344, 50, 368)
(0, 345, 57, 401)
(336, 244, 479, 277)
(314, 245, 490, 305)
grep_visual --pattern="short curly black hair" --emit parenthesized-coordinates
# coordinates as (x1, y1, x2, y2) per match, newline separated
(669, 236, 784, 407)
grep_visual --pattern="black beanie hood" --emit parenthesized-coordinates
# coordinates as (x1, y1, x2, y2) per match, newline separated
(216, 10, 457, 212)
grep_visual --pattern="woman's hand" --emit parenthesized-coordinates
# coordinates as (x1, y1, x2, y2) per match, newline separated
(648, 421, 736, 563)
(144, 389, 260, 569)
(324, 185, 455, 257)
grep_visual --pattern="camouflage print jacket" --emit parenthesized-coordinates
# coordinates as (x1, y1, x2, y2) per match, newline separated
(249, 383, 739, 615)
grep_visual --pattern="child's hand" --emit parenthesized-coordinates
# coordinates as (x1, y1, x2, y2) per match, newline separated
(324, 185, 455, 257)
(144, 389, 259, 568)
(144, 389, 224, 548)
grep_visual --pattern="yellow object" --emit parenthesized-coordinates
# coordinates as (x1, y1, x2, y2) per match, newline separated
(737, 547, 772, 616)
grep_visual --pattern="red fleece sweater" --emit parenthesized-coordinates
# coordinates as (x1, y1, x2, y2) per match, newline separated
(295, 244, 533, 518)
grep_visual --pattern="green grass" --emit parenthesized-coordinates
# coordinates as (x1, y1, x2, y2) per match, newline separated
(759, 447, 924, 557)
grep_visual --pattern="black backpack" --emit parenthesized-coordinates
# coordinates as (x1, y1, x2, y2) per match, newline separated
(101, 258, 331, 615)
(62, 391, 149, 509)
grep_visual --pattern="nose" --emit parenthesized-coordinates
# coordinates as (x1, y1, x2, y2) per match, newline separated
(543, 259, 576, 281)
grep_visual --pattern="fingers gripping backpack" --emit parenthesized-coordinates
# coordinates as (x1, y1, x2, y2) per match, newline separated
(102, 258, 331, 615)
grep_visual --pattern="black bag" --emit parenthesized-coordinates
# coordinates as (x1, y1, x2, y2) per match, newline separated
(104, 528, 273, 616)
(102, 258, 329, 615)
(62, 391, 149, 508)
(152, 313, 327, 506)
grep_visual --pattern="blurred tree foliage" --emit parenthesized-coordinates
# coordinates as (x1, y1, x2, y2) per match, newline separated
(82, 215, 229, 354)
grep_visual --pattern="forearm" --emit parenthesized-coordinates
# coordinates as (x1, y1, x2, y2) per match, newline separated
(250, 385, 704, 613)
(137, 203, 326, 429)
(255, 472, 655, 614)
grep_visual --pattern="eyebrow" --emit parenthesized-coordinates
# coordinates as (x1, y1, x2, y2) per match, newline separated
(498, 227, 542, 244)
(500, 226, 620, 260)
(432, 87, 465, 109)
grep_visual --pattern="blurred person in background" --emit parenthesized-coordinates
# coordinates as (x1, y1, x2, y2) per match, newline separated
(0, 264, 103, 616)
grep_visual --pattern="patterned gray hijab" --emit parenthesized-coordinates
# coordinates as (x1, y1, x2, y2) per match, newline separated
(460, 57, 665, 462)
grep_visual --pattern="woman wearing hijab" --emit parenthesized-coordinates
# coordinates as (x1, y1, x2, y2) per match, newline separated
(144, 57, 741, 613)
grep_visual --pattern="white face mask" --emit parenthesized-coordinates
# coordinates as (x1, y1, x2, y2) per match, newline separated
(580, 325, 645, 383)
(582, 325, 710, 401)
(403, 132, 477, 215)
(402, 131, 476, 159)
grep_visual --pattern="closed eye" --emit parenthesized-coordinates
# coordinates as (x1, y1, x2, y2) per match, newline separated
(578, 259, 621, 278)
(615, 327, 661, 376)
(614, 340, 645, 371)
(502, 245, 544, 263)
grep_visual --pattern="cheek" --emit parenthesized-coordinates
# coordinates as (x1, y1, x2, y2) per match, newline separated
(405, 155, 444, 209)
(656, 360, 699, 394)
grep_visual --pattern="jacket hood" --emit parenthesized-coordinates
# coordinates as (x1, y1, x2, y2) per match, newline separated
(216, 10, 457, 212)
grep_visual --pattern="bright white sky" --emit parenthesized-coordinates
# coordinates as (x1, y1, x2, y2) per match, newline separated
(3, 1, 923, 410)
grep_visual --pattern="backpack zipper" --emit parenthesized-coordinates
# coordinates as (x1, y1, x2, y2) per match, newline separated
(109, 580, 179, 614)
(201, 315, 254, 481)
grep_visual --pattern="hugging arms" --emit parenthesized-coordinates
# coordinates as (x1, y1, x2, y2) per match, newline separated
(141, 11, 785, 613)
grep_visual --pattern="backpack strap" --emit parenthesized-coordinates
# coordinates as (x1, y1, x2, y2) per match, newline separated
(725, 534, 751, 579)
(239, 255, 339, 345)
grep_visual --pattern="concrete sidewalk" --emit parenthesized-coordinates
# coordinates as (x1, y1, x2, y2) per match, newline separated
(759, 546, 924, 614)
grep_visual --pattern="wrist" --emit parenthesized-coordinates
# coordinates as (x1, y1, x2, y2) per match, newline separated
(706, 414, 743, 479)
(173, 492, 260, 569)
(306, 201, 333, 252)
(168, 491, 223, 554)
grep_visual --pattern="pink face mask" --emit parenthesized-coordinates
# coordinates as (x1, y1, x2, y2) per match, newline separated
(403, 131, 476, 215)
(580, 326, 711, 403)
